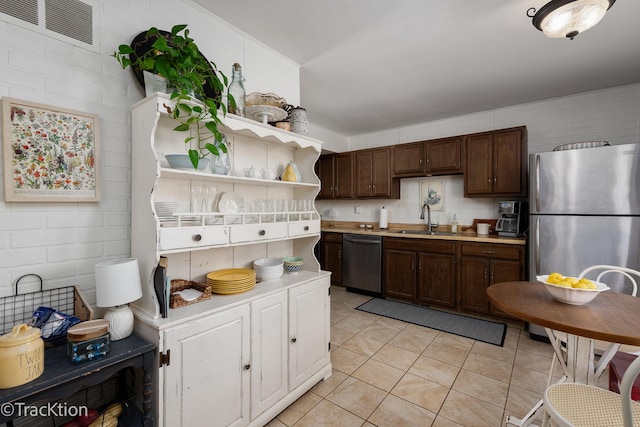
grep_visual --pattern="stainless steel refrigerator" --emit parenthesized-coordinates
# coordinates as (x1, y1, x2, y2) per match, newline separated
(528, 142, 640, 339)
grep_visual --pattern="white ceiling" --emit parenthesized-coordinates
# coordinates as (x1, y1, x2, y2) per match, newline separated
(194, 0, 640, 136)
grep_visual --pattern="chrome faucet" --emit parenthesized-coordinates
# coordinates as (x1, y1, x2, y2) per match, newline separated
(420, 202, 439, 233)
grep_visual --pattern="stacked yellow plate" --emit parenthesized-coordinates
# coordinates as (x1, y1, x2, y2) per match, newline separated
(207, 268, 256, 294)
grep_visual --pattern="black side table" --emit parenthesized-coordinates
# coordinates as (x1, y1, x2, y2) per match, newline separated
(0, 333, 154, 426)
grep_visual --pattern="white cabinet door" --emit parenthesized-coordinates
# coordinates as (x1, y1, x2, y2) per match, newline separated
(250, 291, 287, 420)
(288, 277, 331, 390)
(163, 304, 250, 427)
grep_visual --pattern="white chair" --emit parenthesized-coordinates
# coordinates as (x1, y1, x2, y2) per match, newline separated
(543, 353, 640, 426)
(546, 265, 640, 387)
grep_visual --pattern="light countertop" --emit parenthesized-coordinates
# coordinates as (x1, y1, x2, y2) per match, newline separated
(321, 222, 526, 246)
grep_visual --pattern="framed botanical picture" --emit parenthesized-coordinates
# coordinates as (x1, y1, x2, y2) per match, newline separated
(2, 97, 100, 202)
(419, 179, 444, 212)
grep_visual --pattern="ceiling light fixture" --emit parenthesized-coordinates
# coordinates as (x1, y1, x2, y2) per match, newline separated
(527, 0, 616, 40)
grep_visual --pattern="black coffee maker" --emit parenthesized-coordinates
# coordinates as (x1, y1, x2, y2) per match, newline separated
(496, 201, 527, 237)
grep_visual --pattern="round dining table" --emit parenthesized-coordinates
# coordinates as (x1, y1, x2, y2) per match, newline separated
(488, 281, 640, 427)
(488, 281, 640, 346)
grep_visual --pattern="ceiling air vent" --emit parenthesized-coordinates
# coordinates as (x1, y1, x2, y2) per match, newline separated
(45, 0, 92, 45)
(0, 0, 96, 50)
(0, 0, 39, 25)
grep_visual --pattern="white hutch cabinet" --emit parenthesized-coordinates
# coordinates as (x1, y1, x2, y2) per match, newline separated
(130, 94, 331, 427)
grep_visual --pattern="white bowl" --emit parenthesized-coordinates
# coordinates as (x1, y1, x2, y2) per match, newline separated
(253, 258, 284, 281)
(537, 275, 609, 305)
(253, 257, 283, 268)
(166, 154, 210, 171)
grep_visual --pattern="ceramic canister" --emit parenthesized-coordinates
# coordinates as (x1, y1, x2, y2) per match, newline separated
(0, 324, 44, 389)
(289, 107, 309, 135)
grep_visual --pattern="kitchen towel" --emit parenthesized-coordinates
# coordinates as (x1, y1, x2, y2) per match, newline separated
(380, 207, 388, 229)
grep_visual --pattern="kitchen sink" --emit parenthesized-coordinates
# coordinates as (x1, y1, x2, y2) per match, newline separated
(392, 230, 455, 236)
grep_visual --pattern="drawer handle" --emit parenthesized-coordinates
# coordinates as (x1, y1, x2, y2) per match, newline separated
(244, 364, 251, 370)
(193, 234, 202, 242)
(304, 226, 309, 231)
(258, 230, 266, 236)
(291, 337, 297, 343)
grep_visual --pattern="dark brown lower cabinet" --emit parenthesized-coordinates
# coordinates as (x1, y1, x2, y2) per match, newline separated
(320, 232, 343, 285)
(459, 242, 525, 318)
(384, 238, 456, 308)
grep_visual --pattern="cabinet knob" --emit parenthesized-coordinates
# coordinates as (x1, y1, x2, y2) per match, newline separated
(304, 226, 309, 231)
(258, 230, 266, 236)
(193, 234, 202, 242)
(244, 364, 251, 370)
(487, 178, 491, 183)
(291, 337, 297, 343)
(494, 177, 497, 184)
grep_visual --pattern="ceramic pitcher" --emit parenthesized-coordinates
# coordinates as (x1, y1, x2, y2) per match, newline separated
(289, 107, 309, 135)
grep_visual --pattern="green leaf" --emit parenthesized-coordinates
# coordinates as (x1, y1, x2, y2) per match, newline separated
(174, 124, 190, 132)
(205, 121, 218, 134)
(118, 44, 134, 54)
(171, 24, 187, 35)
(188, 149, 200, 169)
(205, 142, 219, 156)
(152, 37, 169, 52)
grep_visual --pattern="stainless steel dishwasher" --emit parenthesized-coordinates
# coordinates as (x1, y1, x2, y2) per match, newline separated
(343, 234, 382, 296)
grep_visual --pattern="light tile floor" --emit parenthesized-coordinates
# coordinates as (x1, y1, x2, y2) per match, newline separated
(267, 286, 610, 427)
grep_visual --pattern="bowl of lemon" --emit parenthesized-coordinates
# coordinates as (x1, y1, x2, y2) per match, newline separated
(537, 273, 610, 305)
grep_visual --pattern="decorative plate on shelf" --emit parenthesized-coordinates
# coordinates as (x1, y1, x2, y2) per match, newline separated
(245, 105, 288, 124)
(218, 192, 245, 213)
(246, 92, 287, 109)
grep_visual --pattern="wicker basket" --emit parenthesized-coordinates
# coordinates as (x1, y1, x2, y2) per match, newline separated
(169, 280, 211, 308)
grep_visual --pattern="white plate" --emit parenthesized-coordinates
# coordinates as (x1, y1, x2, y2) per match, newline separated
(218, 192, 245, 213)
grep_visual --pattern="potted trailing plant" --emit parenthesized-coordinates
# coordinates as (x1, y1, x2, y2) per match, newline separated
(113, 24, 231, 170)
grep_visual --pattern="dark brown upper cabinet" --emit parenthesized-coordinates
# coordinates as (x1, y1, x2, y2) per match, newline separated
(317, 152, 355, 199)
(463, 126, 527, 198)
(393, 136, 462, 177)
(355, 147, 400, 199)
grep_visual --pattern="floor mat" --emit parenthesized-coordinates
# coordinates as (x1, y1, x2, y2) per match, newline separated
(356, 298, 506, 346)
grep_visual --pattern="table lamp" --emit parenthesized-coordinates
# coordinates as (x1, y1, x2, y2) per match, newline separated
(95, 258, 143, 341)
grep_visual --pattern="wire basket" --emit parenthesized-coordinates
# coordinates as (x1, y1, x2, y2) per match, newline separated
(0, 274, 93, 341)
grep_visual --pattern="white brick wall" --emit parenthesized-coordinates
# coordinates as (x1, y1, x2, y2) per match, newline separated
(0, 1, 300, 303)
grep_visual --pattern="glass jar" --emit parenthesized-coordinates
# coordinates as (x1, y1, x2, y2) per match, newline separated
(210, 134, 231, 175)
(227, 63, 246, 117)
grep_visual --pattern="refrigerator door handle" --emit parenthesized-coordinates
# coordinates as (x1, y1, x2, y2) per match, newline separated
(534, 217, 540, 275)
(534, 154, 540, 213)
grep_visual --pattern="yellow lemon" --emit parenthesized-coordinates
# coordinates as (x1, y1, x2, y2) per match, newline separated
(547, 277, 560, 284)
(572, 282, 589, 289)
(556, 280, 572, 287)
(548, 272, 563, 281)
(565, 277, 579, 285)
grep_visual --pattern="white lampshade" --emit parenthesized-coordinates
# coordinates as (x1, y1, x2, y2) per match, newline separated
(95, 258, 143, 341)
(530, 0, 614, 39)
(95, 258, 143, 308)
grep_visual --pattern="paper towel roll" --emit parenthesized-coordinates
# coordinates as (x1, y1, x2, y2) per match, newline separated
(379, 206, 388, 229)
